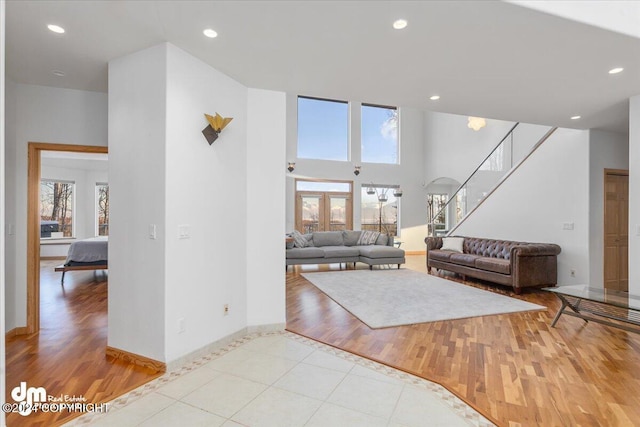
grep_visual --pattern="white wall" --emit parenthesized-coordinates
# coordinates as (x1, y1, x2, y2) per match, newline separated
(455, 128, 591, 285)
(1, 1, 7, 422)
(108, 44, 167, 361)
(39, 162, 108, 257)
(588, 130, 629, 286)
(629, 96, 640, 294)
(246, 88, 287, 327)
(285, 95, 427, 251)
(423, 112, 549, 186)
(163, 44, 250, 362)
(4, 78, 16, 332)
(4, 83, 107, 331)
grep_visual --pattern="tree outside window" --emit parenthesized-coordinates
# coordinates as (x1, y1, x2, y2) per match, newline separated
(96, 183, 109, 236)
(40, 180, 74, 238)
(361, 185, 399, 236)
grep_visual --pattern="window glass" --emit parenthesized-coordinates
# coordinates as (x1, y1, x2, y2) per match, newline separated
(361, 104, 398, 164)
(40, 180, 74, 238)
(297, 96, 348, 161)
(96, 183, 109, 236)
(360, 185, 400, 236)
(296, 181, 351, 192)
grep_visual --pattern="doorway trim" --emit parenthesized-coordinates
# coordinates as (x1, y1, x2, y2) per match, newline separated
(26, 142, 108, 334)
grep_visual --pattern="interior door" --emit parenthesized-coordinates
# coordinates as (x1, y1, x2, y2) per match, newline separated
(604, 170, 628, 292)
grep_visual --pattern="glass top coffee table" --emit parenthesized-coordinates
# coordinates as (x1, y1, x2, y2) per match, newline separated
(543, 285, 640, 334)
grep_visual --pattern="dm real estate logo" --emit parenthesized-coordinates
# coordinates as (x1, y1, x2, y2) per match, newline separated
(11, 382, 46, 416)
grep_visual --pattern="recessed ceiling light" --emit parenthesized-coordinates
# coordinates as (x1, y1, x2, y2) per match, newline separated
(203, 28, 218, 38)
(393, 19, 408, 30)
(570, 115, 581, 120)
(608, 67, 624, 74)
(52, 70, 65, 77)
(429, 95, 440, 101)
(47, 24, 65, 34)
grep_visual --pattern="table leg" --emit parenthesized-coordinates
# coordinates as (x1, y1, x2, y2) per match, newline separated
(551, 298, 567, 327)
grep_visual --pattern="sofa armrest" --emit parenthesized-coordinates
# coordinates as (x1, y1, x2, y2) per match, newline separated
(425, 237, 443, 251)
(511, 244, 561, 257)
(511, 244, 561, 288)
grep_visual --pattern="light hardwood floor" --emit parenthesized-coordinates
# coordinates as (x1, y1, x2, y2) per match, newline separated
(286, 256, 640, 427)
(5, 261, 161, 427)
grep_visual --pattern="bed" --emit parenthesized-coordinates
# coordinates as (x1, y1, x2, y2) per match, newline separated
(55, 236, 108, 285)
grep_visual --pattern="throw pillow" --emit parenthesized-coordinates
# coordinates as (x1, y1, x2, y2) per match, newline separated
(375, 233, 389, 246)
(441, 237, 464, 253)
(357, 230, 380, 245)
(291, 230, 309, 248)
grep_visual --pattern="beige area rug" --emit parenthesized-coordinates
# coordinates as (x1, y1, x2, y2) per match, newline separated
(302, 269, 545, 329)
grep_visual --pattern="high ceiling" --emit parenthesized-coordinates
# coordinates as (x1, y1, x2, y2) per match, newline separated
(6, 1, 640, 133)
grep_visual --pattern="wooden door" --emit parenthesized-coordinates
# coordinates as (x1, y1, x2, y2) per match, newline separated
(604, 170, 628, 291)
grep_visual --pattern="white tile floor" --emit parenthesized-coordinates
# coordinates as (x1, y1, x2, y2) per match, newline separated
(69, 332, 494, 427)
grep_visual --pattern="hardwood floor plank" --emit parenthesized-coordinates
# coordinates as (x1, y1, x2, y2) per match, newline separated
(5, 261, 160, 427)
(286, 257, 640, 426)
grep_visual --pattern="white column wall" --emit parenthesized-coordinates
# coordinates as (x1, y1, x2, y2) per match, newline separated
(455, 128, 591, 285)
(588, 130, 629, 286)
(163, 44, 250, 362)
(108, 44, 167, 361)
(629, 96, 640, 294)
(246, 88, 287, 327)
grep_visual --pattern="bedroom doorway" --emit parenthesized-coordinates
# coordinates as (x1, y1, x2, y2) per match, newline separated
(26, 142, 108, 333)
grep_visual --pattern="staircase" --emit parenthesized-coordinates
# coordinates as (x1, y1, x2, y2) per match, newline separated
(427, 123, 558, 237)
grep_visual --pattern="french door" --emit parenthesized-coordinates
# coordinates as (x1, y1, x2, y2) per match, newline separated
(295, 180, 353, 233)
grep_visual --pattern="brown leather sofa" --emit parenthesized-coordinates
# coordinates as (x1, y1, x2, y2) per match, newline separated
(425, 236, 561, 294)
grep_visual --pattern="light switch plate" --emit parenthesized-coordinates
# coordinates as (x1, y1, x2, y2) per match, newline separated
(149, 224, 157, 240)
(178, 224, 191, 239)
(562, 222, 574, 230)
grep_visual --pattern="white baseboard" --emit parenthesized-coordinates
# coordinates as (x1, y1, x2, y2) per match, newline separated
(165, 323, 285, 372)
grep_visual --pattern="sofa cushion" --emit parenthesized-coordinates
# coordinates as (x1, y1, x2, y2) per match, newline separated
(442, 237, 464, 253)
(429, 249, 453, 262)
(449, 253, 483, 268)
(475, 257, 511, 274)
(357, 230, 380, 245)
(312, 231, 344, 247)
(375, 234, 389, 246)
(320, 245, 360, 258)
(358, 245, 404, 259)
(286, 247, 326, 259)
(291, 230, 311, 248)
(342, 230, 362, 246)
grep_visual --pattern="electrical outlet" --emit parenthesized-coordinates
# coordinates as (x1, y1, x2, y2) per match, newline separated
(224, 304, 229, 315)
(178, 317, 185, 333)
(570, 269, 576, 278)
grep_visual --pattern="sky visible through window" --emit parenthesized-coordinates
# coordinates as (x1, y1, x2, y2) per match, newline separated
(297, 97, 348, 161)
(362, 105, 398, 164)
(297, 97, 398, 164)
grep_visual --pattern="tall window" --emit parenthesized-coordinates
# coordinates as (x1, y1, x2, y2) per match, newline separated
(40, 180, 74, 238)
(361, 185, 400, 236)
(297, 96, 349, 161)
(361, 104, 398, 164)
(96, 183, 109, 236)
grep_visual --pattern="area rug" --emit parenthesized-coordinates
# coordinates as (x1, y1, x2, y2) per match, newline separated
(302, 269, 545, 329)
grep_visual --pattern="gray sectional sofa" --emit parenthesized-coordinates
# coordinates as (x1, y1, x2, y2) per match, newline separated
(286, 230, 405, 270)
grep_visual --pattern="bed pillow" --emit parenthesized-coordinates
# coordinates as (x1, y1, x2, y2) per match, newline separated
(357, 230, 380, 245)
(291, 230, 310, 248)
(441, 237, 464, 253)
